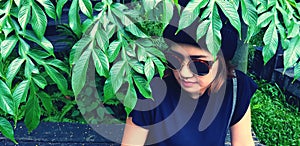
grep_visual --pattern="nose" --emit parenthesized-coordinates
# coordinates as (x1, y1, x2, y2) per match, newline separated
(179, 62, 194, 78)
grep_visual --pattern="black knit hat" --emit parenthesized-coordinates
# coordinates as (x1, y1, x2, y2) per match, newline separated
(163, 2, 238, 60)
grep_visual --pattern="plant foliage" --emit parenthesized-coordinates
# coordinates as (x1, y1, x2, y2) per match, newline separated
(0, 0, 300, 143)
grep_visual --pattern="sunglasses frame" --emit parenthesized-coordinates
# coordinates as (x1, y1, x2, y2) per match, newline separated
(165, 52, 217, 76)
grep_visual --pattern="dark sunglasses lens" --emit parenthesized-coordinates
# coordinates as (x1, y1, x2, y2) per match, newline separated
(166, 54, 182, 70)
(189, 61, 209, 75)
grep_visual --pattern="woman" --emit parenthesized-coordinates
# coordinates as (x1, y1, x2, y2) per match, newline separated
(121, 8, 257, 146)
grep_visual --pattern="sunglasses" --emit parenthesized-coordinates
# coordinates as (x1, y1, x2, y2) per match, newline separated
(165, 51, 216, 76)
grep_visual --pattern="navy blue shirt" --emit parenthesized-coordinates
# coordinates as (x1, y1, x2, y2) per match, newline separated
(130, 70, 257, 146)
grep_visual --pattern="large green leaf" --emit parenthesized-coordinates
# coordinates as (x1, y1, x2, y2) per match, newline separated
(287, 20, 299, 38)
(111, 4, 148, 38)
(0, 80, 14, 116)
(216, 0, 241, 37)
(142, 0, 156, 13)
(14, 0, 21, 7)
(18, 3, 31, 30)
(37, 91, 54, 114)
(262, 22, 278, 65)
(144, 58, 155, 82)
(206, 4, 222, 58)
(110, 61, 126, 93)
(24, 57, 39, 79)
(56, 0, 68, 20)
(12, 80, 30, 112)
(36, 0, 56, 19)
(151, 55, 165, 78)
(178, 0, 208, 31)
(70, 37, 92, 65)
(24, 89, 41, 132)
(196, 20, 210, 40)
(107, 40, 122, 62)
(92, 49, 109, 78)
(95, 29, 109, 51)
(71, 49, 92, 96)
(0, 117, 17, 144)
(20, 31, 54, 56)
(257, 11, 273, 27)
(79, 0, 93, 18)
(18, 37, 30, 58)
(6, 58, 25, 88)
(283, 35, 300, 72)
(69, 0, 82, 37)
(124, 76, 137, 117)
(1, 35, 18, 60)
(242, 0, 258, 42)
(132, 74, 152, 99)
(32, 74, 47, 89)
(128, 60, 144, 74)
(44, 65, 68, 95)
(145, 47, 166, 62)
(103, 77, 115, 103)
(31, 2, 47, 39)
(162, 0, 174, 28)
(46, 59, 70, 75)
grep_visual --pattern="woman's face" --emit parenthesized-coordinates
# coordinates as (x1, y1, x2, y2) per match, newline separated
(170, 44, 219, 98)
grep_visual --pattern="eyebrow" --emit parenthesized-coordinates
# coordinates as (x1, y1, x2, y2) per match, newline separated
(190, 55, 208, 59)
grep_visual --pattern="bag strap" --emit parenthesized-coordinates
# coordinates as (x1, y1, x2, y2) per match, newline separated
(227, 70, 237, 129)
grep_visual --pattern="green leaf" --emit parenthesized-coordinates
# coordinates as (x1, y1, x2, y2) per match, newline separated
(144, 58, 155, 82)
(178, 0, 208, 31)
(145, 47, 166, 62)
(31, 2, 47, 39)
(12, 80, 30, 112)
(262, 22, 278, 65)
(103, 77, 115, 103)
(70, 37, 92, 65)
(24, 89, 41, 132)
(283, 35, 300, 72)
(37, 91, 54, 114)
(111, 4, 148, 38)
(132, 74, 152, 99)
(257, 11, 273, 27)
(36, 0, 56, 19)
(28, 49, 51, 64)
(142, 0, 156, 13)
(44, 65, 68, 95)
(0, 117, 17, 144)
(24, 58, 39, 78)
(241, 0, 258, 41)
(197, 20, 210, 40)
(14, 0, 21, 7)
(32, 74, 47, 89)
(95, 29, 109, 51)
(79, 0, 93, 18)
(71, 49, 92, 96)
(0, 80, 14, 116)
(162, 0, 174, 28)
(1, 35, 18, 60)
(56, 0, 68, 20)
(18, 3, 31, 30)
(20, 31, 54, 56)
(137, 46, 147, 62)
(206, 4, 222, 58)
(92, 49, 109, 77)
(151, 55, 165, 78)
(124, 76, 137, 117)
(108, 40, 122, 62)
(18, 37, 30, 58)
(128, 60, 144, 74)
(6, 58, 25, 88)
(216, 0, 241, 37)
(46, 59, 70, 75)
(287, 20, 299, 38)
(110, 61, 126, 93)
(69, 0, 82, 37)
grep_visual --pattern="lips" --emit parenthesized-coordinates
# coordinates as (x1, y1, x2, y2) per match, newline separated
(180, 80, 197, 87)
